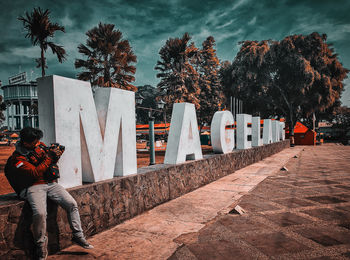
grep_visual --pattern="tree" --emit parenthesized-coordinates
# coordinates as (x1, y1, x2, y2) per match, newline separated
(0, 95, 6, 124)
(155, 33, 200, 114)
(331, 106, 350, 128)
(75, 23, 137, 91)
(219, 61, 233, 95)
(136, 85, 161, 124)
(197, 36, 225, 129)
(225, 32, 349, 145)
(18, 7, 66, 77)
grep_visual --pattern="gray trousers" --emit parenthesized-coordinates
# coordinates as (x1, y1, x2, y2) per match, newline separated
(20, 183, 84, 245)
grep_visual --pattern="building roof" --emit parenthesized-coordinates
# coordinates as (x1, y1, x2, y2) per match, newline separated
(1, 81, 37, 90)
(294, 122, 310, 133)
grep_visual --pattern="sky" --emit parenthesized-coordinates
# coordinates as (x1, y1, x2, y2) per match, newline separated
(0, 0, 349, 106)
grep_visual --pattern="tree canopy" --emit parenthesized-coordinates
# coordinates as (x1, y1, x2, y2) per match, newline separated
(225, 32, 349, 137)
(18, 7, 66, 77)
(75, 22, 137, 91)
(136, 85, 162, 124)
(155, 33, 201, 112)
(155, 33, 229, 129)
(197, 36, 225, 128)
(331, 106, 350, 128)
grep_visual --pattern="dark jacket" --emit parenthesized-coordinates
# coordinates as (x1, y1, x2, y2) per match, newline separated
(4, 142, 54, 195)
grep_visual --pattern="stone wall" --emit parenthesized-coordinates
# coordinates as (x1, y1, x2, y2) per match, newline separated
(0, 140, 289, 258)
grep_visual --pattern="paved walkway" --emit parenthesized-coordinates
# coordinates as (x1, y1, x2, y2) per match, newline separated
(49, 144, 350, 259)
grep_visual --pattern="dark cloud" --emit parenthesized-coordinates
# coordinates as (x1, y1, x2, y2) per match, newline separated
(0, 0, 349, 105)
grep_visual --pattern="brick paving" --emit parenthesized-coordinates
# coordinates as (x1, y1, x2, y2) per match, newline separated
(170, 144, 350, 260)
(49, 144, 350, 260)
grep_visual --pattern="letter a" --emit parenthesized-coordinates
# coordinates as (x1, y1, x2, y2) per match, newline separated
(164, 103, 203, 164)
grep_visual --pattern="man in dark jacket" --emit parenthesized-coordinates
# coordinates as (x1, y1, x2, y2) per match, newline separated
(5, 127, 93, 260)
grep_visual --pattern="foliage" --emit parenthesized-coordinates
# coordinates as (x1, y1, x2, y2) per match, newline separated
(136, 85, 163, 124)
(197, 36, 225, 128)
(302, 99, 341, 129)
(18, 7, 66, 77)
(331, 106, 350, 128)
(75, 23, 137, 91)
(0, 96, 6, 124)
(155, 33, 201, 114)
(224, 32, 349, 138)
(219, 60, 233, 102)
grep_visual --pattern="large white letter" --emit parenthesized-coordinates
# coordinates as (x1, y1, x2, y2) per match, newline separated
(210, 111, 235, 154)
(272, 120, 280, 142)
(164, 103, 203, 164)
(236, 114, 252, 149)
(279, 121, 286, 140)
(263, 119, 273, 144)
(38, 75, 137, 188)
(252, 116, 262, 147)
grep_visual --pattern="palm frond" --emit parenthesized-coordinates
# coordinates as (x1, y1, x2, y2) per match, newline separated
(75, 22, 137, 91)
(18, 7, 66, 75)
(47, 42, 67, 62)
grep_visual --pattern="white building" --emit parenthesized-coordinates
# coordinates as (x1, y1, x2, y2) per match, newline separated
(1, 72, 39, 130)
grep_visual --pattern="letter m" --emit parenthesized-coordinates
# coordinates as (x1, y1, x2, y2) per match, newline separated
(37, 75, 137, 188)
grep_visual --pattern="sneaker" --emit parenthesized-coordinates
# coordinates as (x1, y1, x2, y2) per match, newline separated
(36, 237, 48, 260)
(72, 236, 94, 249)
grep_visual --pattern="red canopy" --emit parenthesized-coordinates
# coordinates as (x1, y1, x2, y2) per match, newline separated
(293, 122, 309, 134)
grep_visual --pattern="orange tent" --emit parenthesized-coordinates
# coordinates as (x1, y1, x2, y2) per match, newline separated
(286, 122, 316, 145)
(10, 133, 19, 138)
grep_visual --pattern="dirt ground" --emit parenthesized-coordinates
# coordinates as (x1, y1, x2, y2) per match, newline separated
(0, 146, 15, 195)
(0, 145, 213, 195)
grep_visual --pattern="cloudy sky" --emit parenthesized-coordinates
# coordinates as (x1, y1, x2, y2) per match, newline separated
(0, 0, 349, 106)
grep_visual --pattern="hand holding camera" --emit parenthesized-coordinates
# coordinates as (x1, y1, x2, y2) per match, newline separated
(45, 143, 65, 181)
(48, 143, 65, 162)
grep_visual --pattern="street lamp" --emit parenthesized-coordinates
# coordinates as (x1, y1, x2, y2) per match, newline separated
(156, 99, 167, 138)
(135, 93, 144, 106)
(135, 94, 166, 165)
(157, 99, 165, 109)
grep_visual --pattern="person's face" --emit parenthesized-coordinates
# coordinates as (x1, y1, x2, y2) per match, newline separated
(22, 139, 39, 150)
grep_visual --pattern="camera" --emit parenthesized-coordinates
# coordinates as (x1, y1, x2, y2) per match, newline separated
(49, 143, 65, 152)
(38, 143, 65, 181)
(38, 143, 65, 154)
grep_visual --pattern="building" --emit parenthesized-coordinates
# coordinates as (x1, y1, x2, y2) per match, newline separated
(1, 72, 39, 130)
(286, 121, 316, 145)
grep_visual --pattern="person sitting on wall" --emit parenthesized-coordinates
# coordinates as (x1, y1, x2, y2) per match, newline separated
(4, 127, 93, 260)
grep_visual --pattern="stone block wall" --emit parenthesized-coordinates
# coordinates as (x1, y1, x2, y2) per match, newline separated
(0, 140, 289, 258)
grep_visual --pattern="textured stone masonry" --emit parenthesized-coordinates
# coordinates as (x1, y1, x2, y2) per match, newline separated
(0, 140, 289, 258)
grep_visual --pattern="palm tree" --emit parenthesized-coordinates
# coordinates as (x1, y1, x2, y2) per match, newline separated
(18, 7, 66, 77)
(75, 22, 137, 91)
(155, 33, 201, 111)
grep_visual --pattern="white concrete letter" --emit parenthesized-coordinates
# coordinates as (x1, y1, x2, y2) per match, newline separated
(279, 122, 286, 140)
(210, 111, 235, 153)
(38, 75, 137, 188)
(236, 114, 252, 149)
(252, 116, 262, 147)
(272, 120, 280, 142)
(263, 119, 273, 144)
(164, 103, 203, 164)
